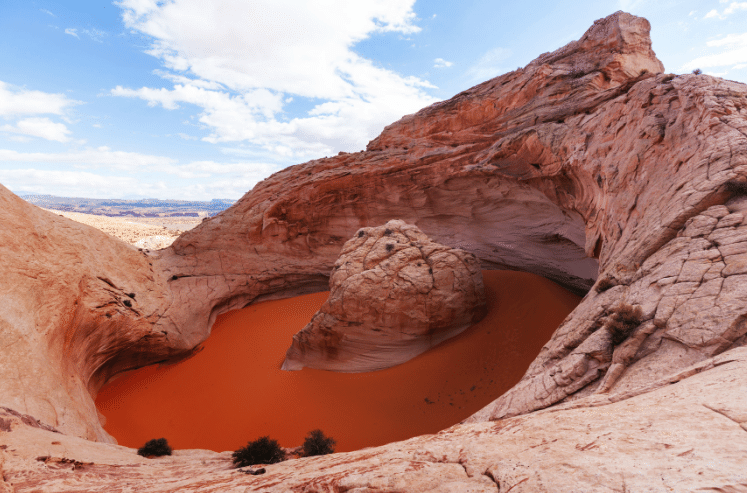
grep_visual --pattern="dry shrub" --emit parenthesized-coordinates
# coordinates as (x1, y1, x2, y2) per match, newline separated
(137, 438, 172, 457)
(606, 303, 643, 345)
(302, 429, 336, 457)
(232, 436, 285, 467)
(596, 276, 617, 292)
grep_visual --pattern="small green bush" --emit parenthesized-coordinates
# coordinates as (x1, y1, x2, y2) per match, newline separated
(232, 436, 285, 467)
(137, 438, 172, 457)
(302, 429, 336, 457)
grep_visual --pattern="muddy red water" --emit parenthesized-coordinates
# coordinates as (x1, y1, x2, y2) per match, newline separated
(96, 270, 580, 453)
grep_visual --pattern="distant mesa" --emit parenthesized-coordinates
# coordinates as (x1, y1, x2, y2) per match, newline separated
(18, 193, 234, 218)
(282, 220, 487, 372)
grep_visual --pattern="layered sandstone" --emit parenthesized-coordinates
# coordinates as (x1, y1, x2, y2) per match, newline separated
(282, 220, 486, 372)
(1, 10, 747, 492)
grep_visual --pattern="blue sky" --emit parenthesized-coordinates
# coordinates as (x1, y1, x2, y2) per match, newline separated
(0, 0, 746, 200)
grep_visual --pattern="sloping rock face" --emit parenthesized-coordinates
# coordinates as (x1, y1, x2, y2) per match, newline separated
(0, 187, 190, 444)
(281, 220, 486, 372)
(2, 10, 747, 492)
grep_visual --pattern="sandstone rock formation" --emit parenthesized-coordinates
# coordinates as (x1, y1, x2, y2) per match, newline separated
(282, 220, 486, 372)
(2, 10, 747, 492)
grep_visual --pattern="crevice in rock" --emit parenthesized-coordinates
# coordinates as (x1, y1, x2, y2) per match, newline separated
(702, 403, 747, 432)
(540, 352, 743, 415)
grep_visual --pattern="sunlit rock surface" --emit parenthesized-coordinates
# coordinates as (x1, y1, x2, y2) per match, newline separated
(282, 219, 486, 372)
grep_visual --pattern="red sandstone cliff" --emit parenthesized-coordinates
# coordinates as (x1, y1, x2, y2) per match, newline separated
(2, 11, 747, 492)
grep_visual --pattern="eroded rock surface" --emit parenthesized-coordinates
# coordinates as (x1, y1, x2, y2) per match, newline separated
(1, 10, 747, 492)
(282, 220, 486, 372)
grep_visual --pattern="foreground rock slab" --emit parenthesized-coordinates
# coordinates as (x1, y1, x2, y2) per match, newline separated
(282, 219, 486, 372)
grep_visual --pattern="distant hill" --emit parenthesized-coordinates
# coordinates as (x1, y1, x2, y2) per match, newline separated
(18, 193, 235, 218)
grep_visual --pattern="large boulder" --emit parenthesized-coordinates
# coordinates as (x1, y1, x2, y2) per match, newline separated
(282, 220, 486, 372)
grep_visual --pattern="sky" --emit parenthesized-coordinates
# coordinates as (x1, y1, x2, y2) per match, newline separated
(0, 0, 746, 201)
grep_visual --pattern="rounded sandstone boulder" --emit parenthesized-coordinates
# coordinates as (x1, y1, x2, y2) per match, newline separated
(281, 219, 487, 372)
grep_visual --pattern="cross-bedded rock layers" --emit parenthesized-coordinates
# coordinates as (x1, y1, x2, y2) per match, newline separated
(2, 10, 747, 492)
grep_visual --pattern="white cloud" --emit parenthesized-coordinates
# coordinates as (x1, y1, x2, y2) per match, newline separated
(82, 28, 106, 42)
(707, 32, 747, 47)
(158, 160, 280, 179)
(0, 147, 175, 169)
(703, 2, 747, 19)
(465, 47, 512, 83)
(734, 63, 747, 69)
(0, 81, 79, 118)
(0, 153, 280, 199)
(112, 0, 437, 157)
(1, 169, 146, 198)
(725, 2, 747, 14)
(64, 27, 106, 42)
(681, 31, 747, 71)
(434, 58, 453, 68)
(40, 9, 56, 17)
(0, 117, 72, 142)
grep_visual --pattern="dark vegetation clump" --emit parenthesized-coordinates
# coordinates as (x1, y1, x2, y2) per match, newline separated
(357, 230, 365, 238)
(725, 179, 747, 196)
(302, 429, 336, 457)
(137, 438, 172, 457)
(596, 276, 618, 293)
(692, 68, 702, 75)
(606, 303, 643, 345)
(386, 243, 394, 252)
(171, 275, 178, 281)
(383, 228, 392, 236)
(232, 436, 285, 468)
(569, 67, 586, 79)
(127, 292, 136, 299)
(123, 299, 132, 308)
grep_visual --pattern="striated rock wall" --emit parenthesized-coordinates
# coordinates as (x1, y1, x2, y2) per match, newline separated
(0, 188, 187, 443)
(281, 220, 486, 372)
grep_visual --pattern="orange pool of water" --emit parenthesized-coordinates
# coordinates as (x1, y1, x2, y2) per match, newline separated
(96, 270, 580, 453)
